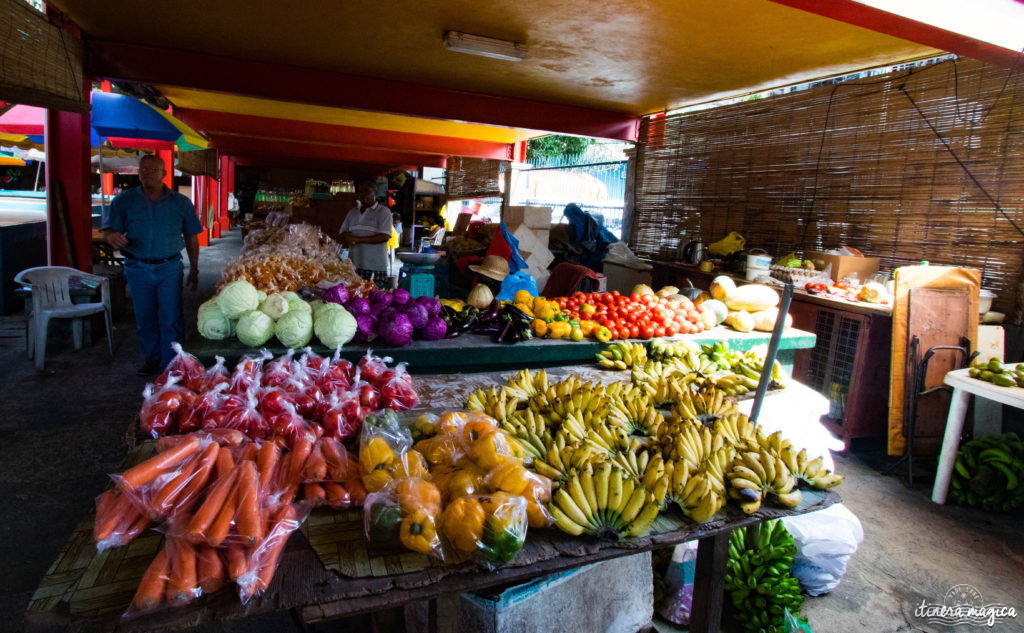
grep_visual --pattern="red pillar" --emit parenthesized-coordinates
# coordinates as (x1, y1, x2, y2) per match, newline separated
(210, 173, 221, 239)
(197, 175, 210, 246)
(157, 149, 173, 189)
(218, 154, 230, 232)
(228, 158, 237, 228)
(44, 94, 92, 271)
(101, 172, 114, 196)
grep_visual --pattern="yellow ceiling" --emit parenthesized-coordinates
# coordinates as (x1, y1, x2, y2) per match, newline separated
(156, 87, 540, 144)
(52, 0, 940, 117)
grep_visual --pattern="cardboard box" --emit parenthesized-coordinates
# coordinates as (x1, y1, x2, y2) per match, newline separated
(808, 251, 880, 283)
(504, 205, 553, 229)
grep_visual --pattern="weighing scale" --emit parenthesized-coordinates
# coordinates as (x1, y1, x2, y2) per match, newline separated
(396, 250, 442, 298)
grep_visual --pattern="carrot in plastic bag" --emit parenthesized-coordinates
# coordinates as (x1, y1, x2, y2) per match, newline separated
(186, 464, 237, 543)
(166, 540, 198, 606)
(149, 443, 218, 518)
(256, 504, 298, 591)
(302, 443, 327, 482)
(238, 441, 259, 463)
(323, 482, 350, 509)
(205, 469, 241, 547)
(197, 546, 225, 595)
(95, 489, 142, 544)
(284, 438, 314, 487)
(121, 437, 201, 491)
(345, 479, 367, 507)
(321, 437, 356, 481)
(235, 461, 264, 543)
(227, 543, 248, 581)
(302, 483, 326, 506)
(257, 441, 281, 491)
(131, 548, 169, 611)
(162, 443, 220, 517)
(214, 448, 235, 480)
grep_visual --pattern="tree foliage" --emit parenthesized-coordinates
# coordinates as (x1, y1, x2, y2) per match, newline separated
(527, 135, 593, 160)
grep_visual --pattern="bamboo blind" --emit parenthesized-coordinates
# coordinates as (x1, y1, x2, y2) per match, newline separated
(629, 58, 1024, 314)
(0, 0, 86, 112)
(446, 157, 506, 201)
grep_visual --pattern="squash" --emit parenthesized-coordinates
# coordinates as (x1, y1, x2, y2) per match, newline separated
(702, 299, 729, 325)
(710, 275, 736, 301)
(655, 285, 679, 297)
(724, 284, 780, 312)
(751, 308, 794, 332)
(467, 284, 494, 309)
(699, 308, 717, 329)
(692, 291, 712, 305)
(632, 284, 655, 296)
(724, 310, 755, 333)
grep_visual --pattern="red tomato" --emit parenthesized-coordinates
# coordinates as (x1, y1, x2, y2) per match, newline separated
(665, 323, 678, 336)
(641, 324, 655, 339)
(630, 293, 642, 302)
(655, 326, 666, 338)
(629, 325, 640, 338)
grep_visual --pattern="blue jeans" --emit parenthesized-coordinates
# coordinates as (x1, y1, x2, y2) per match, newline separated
(124, 258, 184, 367)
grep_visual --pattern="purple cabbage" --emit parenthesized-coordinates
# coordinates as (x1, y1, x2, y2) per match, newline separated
(354, 314, 376, 342)
(421, 316, 448, 341)
(374, 305, 398, 322)
(376, 312, 413, 347)
(414, 295, 441, 317)
(391, 288, 412, 306)
(368, 289, 393, 306)
(345, 296, 370, 316)
(403, 303, 429, 329)
(323, 283, 349, 305)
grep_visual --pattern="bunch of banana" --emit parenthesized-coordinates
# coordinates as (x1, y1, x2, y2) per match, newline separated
(949, 432, 1024, 512)
(595, 341, 648, 370)
(546, 389, 610, 426)
(663, 420, 725, 470)
(779, 445, 844, 489)
(501, 409, 552, 462)
(549, 409, 588, 446)
(604, 381, 647, 402)
(709, 372, 760, 396)
(548, 462, 661, 538)
(630, 359, 695, 388)
(726, 450, 800, 514)
(743, 345, 788, 387)
(649, 337, 701, 361)
(606, 394, 666, 438)
(465, 386, 520, 422)
(610, 442, 666, 493)
(671, 385, 741, 423)
(724, 520, 803, 633)
(583, 419, 632, 460)
(642, 375, 690, 407)
(701, 445, 737, 495)
(531, 435, 582, 485)
(713, 414, 759, 450)
(503, 368, 549, 400)
(673, 472, 725, 523)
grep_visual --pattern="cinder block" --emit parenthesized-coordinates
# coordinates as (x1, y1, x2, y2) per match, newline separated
(439, 552, 652, 633)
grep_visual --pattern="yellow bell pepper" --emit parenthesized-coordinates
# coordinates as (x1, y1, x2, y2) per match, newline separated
(536, 304, 557, 322)
(447, 468, 485, 499)
(400, 510, 438, 554)
(441, 496, 486, 552)
(485, 460, 530, 495)
(469, 431, 515, 469)
(547, 321, 571, 340)
(362, 469, 393, 493)
(359, 437, 394, 474)
(514, 289, 534, 304)
(513, 302, 535, 317)
(414, 436, 461, 467)
(388, 450, 430, 480)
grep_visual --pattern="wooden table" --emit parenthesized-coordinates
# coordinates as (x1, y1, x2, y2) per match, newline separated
(186, 326, 816, 375)
(932, 364, 1024, 503)
(24, 486, 839, 633)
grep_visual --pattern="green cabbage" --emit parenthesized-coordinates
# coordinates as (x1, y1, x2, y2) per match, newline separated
(259, 293, 290, 319)
(275, 310, 313, 349)
(257, 290, 267, 303)
(236, 309, 275, 347)
(314, 304, 357, 348)
(197, 299, 233, 340)
(279, 291, 301, 303)
(218, 280, 260, 319)
(288, 297, 312, 314)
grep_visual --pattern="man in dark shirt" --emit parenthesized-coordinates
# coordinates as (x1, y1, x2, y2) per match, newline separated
(103, 155, 203, 375)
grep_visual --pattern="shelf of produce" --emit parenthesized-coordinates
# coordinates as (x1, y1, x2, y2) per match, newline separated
(185, 327, 816, 375)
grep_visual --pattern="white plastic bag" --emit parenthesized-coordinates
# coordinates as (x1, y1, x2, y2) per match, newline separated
(656, 541, 699, 625)
(781, 503, 863, 596)
(604, 241, 652, 271)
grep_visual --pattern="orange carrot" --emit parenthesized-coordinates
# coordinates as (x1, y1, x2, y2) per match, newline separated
(323, 482, 350, 509)
(345, 479, 367, 507)
(186, 465, 237, 543)
(205, 469, 241, 547)
(284, 438, 314, 488)
(148, 447, 204, 519)
(239, 442, 258, 463)
(257, 441, 280, 491)
(302, 444, 327, 482)
(302, 483, 326, 506)
(166, 540, 198, 606)
(131, 548, 169, 611)
(235, 461, 263, 543)
(227, 544, 248, 581)
(207, 428, 247, 446)
(214, 448, 235, 480)
(255, 504, 298, 591)
(196, 546, 225, 594)
(121, 437, 200, 491)
(321, 438, 353, 480)
(165, 443, 219, 516)
(120, 512, 153, 544)
(95, 490, 136, 542)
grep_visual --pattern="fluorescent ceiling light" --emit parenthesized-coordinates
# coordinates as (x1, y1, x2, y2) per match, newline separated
(444, 31, 527, 61)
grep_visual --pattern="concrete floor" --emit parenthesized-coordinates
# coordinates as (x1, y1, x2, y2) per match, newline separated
(2, 228, 1022, 632)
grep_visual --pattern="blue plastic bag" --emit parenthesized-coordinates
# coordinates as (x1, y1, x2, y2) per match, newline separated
(497, 270, 539, 302)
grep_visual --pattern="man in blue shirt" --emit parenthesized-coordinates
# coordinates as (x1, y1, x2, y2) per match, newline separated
(103, 155, 203, 375)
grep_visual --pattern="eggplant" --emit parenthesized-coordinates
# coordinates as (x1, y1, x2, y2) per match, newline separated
(480, 299, 501, 323)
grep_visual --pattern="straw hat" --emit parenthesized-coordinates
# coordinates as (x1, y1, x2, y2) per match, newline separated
(468, 254, 509, 281)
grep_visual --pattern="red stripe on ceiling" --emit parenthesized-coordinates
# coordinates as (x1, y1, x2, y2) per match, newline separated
(209, 135, 446, 168)
(767, 0, 1023, 68)
(87, 39, 640, 142)
(175, 109, 513, 160)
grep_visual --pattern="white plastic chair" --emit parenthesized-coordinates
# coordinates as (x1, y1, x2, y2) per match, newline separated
(13, 266, 113, 371)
